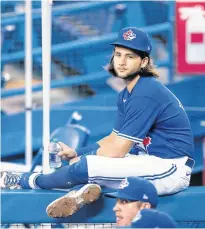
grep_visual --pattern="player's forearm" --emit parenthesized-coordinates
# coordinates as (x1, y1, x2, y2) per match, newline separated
(97, 137, 133, 158)
(96, 145, 127, 158)
(97, 132, 116, 146)
(97, 132, 134, 157)
(96, 145, 126, 158)
(76, 143, 100, 156)
(76, 133, 114, 156)
(97, 133, 124, 157)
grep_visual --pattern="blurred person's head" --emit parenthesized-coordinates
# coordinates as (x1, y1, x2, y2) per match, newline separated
(107, 27, 159, 80)
(105, 177, 158, 227)
(131, 209, 177, 228)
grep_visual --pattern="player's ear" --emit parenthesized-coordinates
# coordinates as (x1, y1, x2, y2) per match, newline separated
(141, 56, 149, 68)
(140, 202, 151, 209)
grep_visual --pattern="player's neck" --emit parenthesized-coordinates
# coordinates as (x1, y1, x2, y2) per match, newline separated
(126, 75, 140, 93)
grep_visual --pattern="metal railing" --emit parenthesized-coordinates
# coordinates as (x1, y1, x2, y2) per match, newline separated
(1, 2, 118, 25)
(1, 1, 175, 96)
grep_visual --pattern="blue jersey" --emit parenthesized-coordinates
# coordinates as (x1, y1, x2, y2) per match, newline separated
(113, 77, 194, 159)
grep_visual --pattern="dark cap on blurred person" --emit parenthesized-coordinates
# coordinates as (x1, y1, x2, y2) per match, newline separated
(131, 209, 177, 228)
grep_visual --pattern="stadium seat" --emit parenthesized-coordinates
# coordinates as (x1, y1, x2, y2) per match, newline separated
(30, 123, 90, 172)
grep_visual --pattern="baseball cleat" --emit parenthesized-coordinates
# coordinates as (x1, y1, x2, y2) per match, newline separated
(0, 171, 22, 189)
(46, 183, 101, 218)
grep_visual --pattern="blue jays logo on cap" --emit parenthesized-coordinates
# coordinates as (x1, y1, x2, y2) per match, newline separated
(123, 29, 136, 41)
(111, 27, 152, 55)
(119, 178, 129, 189)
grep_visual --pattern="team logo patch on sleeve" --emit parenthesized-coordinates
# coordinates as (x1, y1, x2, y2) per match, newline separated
(143, 137, 152, 148)
(123, 30, 136, 41)
(133, 137, 152, 155)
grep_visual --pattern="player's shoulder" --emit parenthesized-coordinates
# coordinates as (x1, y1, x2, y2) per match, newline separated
(136, 77, 170, 97)
(140, 76, 164, 88)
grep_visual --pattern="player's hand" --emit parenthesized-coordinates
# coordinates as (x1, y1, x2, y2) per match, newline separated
(57, 142, 77, 161)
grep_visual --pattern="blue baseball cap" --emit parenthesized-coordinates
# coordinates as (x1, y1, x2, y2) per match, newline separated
(131, 209, 177, 228)
(105, 177, 158, 207)
(111, 27, 152, 55)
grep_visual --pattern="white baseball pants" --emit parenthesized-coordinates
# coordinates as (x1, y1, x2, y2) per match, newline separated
(86, 154, 193, 195)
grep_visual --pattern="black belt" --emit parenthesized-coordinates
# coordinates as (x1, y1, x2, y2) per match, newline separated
(185, 158, 195, 169)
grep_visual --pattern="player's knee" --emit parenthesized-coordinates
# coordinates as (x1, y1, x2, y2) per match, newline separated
(69, 156, 88, 182)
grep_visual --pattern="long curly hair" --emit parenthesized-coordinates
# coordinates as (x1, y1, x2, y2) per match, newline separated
(106, 47, 159, 78)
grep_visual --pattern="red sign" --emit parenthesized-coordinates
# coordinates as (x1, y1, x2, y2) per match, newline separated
(176, 1, 205, 74)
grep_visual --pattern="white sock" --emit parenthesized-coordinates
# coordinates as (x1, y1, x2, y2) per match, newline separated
(28, 173, 41, 189)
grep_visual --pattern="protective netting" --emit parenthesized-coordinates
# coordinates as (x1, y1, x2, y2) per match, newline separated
(0, 223, 116, 229)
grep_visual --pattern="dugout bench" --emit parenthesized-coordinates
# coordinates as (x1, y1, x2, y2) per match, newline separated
(1, 186, 205, 227)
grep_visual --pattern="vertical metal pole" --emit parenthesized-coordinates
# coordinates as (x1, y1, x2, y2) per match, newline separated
(25, 0, 32, 169)
(203, 138, 205, 186)
(168, 1, 175, 83)
(42, 0, 52, 173)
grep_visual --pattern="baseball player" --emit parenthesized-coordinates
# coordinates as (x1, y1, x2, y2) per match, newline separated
(1, 27, 194, 218)
(131, 209, 177, 228)
(105, 177, 158, 227)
